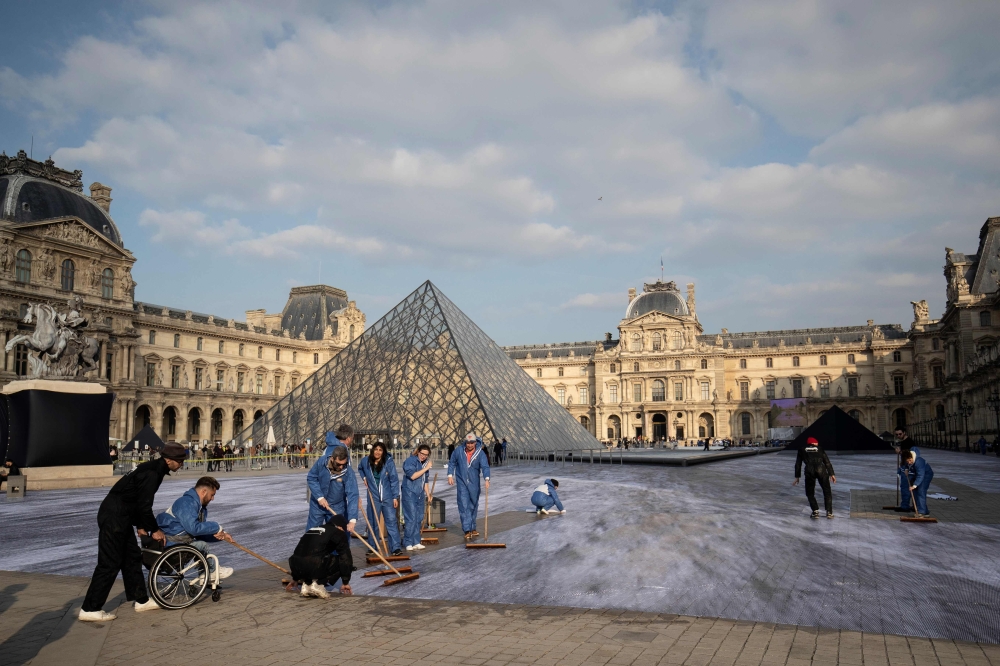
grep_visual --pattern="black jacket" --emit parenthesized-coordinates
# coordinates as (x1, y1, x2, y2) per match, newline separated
(795, 445, 835, 478)
(100, 457, 170, 532)
(290, 515, 353, 584)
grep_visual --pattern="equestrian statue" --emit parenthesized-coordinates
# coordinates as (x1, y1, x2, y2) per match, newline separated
(5, 296, 101, 379)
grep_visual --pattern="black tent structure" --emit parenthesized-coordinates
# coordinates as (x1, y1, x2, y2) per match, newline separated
(124, 424, 166, 453)
(235, 281, 599, 456)
(787, 406, 895, 454)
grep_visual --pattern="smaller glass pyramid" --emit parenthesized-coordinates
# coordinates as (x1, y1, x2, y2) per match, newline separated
(237, 281, 598, 454)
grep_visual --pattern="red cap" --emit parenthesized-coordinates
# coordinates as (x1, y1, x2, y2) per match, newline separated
(806, 437, 819, 445)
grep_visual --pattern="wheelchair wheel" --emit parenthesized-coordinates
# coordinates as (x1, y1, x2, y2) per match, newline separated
(148, 545, 210, 610)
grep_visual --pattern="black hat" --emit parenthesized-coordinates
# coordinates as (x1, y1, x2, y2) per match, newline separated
(162, 442, 188, 461)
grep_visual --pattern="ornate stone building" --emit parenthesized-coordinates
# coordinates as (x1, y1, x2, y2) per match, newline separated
(0, 150, 364, 445)
(508, 219, 1000, 443)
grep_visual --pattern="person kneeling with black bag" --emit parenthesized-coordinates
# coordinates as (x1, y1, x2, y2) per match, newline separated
(290, 514, 354, 599)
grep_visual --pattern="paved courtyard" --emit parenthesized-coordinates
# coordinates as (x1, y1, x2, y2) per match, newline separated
(1, 449, 998, 664)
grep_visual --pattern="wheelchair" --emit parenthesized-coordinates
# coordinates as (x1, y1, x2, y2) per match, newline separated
(141, 536, 223, 609)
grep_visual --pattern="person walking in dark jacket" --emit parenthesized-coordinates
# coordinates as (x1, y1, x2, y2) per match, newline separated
(79, 443, 187, 621)
(793, 437, 836, 519)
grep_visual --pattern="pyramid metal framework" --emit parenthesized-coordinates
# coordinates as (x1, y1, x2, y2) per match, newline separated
(236, 281, 598, 454)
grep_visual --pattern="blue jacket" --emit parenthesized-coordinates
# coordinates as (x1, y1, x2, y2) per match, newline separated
(358, 454, 399, 502)
(306, 454, 360, 527)
(156, 488, 220, 539)
(534, 480, 564, 511)
(907, 457, 934, 488)
(448, 441, 490, 491)
(322, 432, 341, 457)
(401, 454, 429, 498)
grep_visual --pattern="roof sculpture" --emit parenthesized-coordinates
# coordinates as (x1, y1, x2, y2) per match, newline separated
(236, 281, 598, 454)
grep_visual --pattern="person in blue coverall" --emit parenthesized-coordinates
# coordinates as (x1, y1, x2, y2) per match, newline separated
(893, 428, 921, 512)
(306, 444, 359, 532)
(905, 450, 934, 516)
(448, 433, 491, 539)
(530, 478, 565, 515)
(401, 444, 433, 551)
(358, 442, 403, 555)
(156, 476, 235, 579)
(323, 424, 355, 456)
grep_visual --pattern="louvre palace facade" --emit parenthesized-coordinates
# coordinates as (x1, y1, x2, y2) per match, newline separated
(506, 216, 1000, 445)
(0, 150, 364, 446)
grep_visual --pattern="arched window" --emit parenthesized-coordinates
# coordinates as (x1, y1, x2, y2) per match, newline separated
(674, 360, 680, 370)
(630, 333, 641, 352)
(536, 368, 542, 378)
(700, 359, 708, 369)
(848, 409, 862, 422)
(164, 407, 177, 437)
(349, 324, 355, 339)
(558, 367, 564, 377)
(739, 358, 747, 369)
(740, 412, 752, 436)
(652, 380, 665, 401)
(892, 350, 901, 363)
(633, 362, 639, 372)
(188, 408, 201, 437)
(579, 415, 590, 432)
(15, 249, 31, 284)
(101, 268, 114, 299)
(257, 346, 263, 359)
(60, 259, 75, 291)
(239, 343, 245, 356)
(652, 333, 662, 351)
(819, 355, 827, 366)
(672, 331, 683, 349)
(313, 353, 319, 364)
(792, 356, 800, 367)
(233, 410, 245, 434)
(173, 333, 180, 348)
(211, 409, 224, 437)
(981, 311, 992, 327)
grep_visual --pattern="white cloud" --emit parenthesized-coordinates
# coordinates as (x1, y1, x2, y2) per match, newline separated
(138, 209, 251, 252)
(560, 292, 623, 309)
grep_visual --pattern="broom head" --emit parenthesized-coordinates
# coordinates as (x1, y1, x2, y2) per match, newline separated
(382, 572, 420, 586)
(420, 537, 439, 545)
(422, 527, 447, 533)
(466, 543, 507, 549)
(901, 516, 938, 523)
(363, 566, 413, 578)
(366, 555, 410, 564)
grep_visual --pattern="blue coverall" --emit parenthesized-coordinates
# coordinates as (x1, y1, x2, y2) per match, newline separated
(897, 446, 922, 510)
(358, 454, 401, 553)
(530, 480, 564, 512)
(906, 456, 934, 515)
(156, 487, 223, 572)
(448, 441, 491, 533)
(305, 453, 360, 531)
(401, 454, 430, 548)
(322, 431, 341, 456)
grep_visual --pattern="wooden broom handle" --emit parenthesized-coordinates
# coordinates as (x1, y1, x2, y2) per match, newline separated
(228, 538, 289, 574)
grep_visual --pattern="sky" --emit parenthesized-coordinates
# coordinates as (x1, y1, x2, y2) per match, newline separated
(2, 0, 999, 345)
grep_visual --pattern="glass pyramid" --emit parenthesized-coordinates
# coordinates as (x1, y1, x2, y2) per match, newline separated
(237, 281, 597, 454)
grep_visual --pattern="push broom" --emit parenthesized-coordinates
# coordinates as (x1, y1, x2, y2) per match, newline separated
(352, 531, 420, 586)
(360, 497, 409, 564)
(900, 482, 937, 524)
(422, 473, 446, 535)
(466, 485, 506, 549)
(307, 505, 412, 579)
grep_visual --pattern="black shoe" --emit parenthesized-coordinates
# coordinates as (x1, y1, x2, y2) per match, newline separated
(391, 549, 404, 556)
(811, 510, 819, 519)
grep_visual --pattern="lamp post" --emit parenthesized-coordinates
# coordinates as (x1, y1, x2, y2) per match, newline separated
(960, 400, 974, 453)
(987, 389, 1000, 457)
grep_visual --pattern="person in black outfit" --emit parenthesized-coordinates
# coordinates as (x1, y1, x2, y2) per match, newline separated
(793, 436, 837, 519)
(290, 514, 354, 599)
(78, 442, 187, 622)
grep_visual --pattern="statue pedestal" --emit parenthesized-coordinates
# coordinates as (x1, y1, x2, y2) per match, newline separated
(2, 380, 114, 490)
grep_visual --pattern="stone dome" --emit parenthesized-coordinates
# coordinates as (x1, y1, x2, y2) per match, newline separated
(624, 280, 689, 319)
(0, 151, 123, 246)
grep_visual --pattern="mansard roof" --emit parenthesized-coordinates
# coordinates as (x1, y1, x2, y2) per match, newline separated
(503, 339, 617, 360)
(699, 323, 907, 350)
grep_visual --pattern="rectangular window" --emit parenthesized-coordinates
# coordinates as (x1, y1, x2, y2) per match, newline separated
(239, 343, 245, 356)
(216, 369, 224, 392)
(848, 377, 858, 397)
(237, 371, 245, 393)
(633, 383, 642, 402)
(274, 377, 281, 395)
(256, 374, 263, 394)
(766, 380, 775, 400)
(146, 363, 156, 387)
(701, 382, 710, 401)
(105, 352, 113, 380)
(536, 368, 542, 378)
(741, 412, 751, 435)
(848, 353, 855, 364)
(171, 365, 180, 389)
(579, 387, 588, 405)
(291, 376, 298, 389)
(293, 351, 297, 363)
(149, 331, 156, 345)
(197, 337, 203, 351)
(609, 385, 618, 403)
(652, 382, 665, 401)
(14, 344, 28, 377)
(219, 341, 224, 354)
(766, 358, 773, 368)
(258, 346, 263, 359)
(893, 375, 905, 395)
(932, 365, 944, 388)
(174, 333, 180, 348)
(195, 367, 203, 391)
(276, 349, 281, 361)
(674, 382, 683, 401)
(558, 388, 566, 405)
(819, 355, 827, 366)
(819, 378, 830, 398)
(314, 353, 319, 364)
(739, 381, 749, 401)
(793, 379, 802, 398)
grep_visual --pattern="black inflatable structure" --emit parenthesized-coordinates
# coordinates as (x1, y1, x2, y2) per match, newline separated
(3, 388, 114, 467)
(787, 405, 894, 454)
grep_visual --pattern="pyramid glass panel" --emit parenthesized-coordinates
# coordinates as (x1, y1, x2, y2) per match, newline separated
(236, 281, 597, 454)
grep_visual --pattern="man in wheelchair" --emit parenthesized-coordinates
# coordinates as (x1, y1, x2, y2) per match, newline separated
(154, 476, 235, 581)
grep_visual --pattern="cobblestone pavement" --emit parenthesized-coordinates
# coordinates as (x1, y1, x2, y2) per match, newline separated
(1, 569, 998, 666)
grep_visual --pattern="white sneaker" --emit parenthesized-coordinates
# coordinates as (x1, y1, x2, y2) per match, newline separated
(134, 599, 160, 613)
(539, 508, 550, 515)
(311, 582, 331, 599)
(78, 609, 117, 622)
(300, 582, 314, 598)
(413, 543, 426, 550)
(405, 545, 414, 551)
(216, 566, 234, 580)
